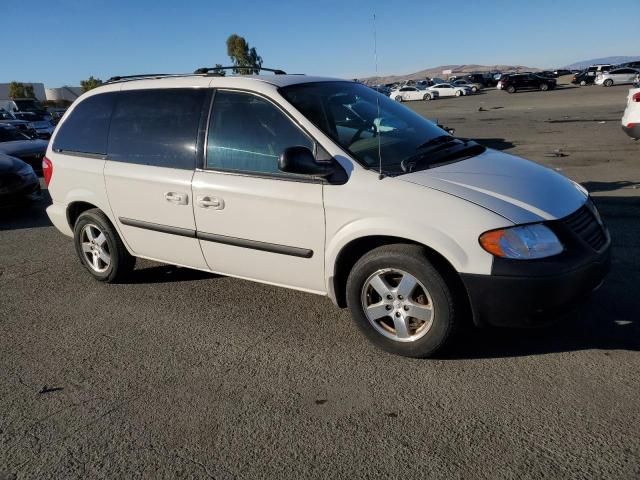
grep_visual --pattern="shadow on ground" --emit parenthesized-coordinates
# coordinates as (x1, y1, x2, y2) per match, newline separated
(0, 191, 52, 231)
(473, 137, 516, 150)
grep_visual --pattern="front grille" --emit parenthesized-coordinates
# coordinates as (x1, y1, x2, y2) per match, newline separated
(562, 204, 607, 251)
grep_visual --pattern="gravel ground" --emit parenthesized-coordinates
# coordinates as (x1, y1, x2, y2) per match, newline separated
(1, 83, 639, 479)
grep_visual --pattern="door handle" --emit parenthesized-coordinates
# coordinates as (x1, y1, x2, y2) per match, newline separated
(197, 195, 225, 210)
(164, 192, 188, 205)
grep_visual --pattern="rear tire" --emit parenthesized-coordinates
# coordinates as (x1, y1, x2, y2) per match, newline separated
(580, 80, 587, 86)
(540, 82, 549, 91)
(506, 85, 516, 94)
(394, 96, 403, 102)
(455, 90, 462, 97)
(73, 209, 135, 283)
(603, 79, 613, 87)
(423, 93, 432, 101)
(471, 86, 478, 93)
(346, 244, 457, 358)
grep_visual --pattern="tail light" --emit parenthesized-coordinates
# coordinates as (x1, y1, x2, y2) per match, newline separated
(42, 156, 53, 186)
(633, 92, 640, 102)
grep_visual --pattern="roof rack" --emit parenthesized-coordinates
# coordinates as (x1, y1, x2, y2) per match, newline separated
(105, 73, 201, 84)
(193, 66, 287, 75)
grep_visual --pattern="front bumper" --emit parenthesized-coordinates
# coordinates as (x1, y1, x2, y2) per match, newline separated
(622, 123, 640, 140)
(461, 202, 611, 327)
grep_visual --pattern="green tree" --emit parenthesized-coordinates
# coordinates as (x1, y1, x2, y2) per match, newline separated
(226, 34, 263, 75)
(80, 76, 103, 93)
(8, 81, 26, 98)
(24, 84, 35, 98)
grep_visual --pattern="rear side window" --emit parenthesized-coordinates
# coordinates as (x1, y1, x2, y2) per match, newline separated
(206, 91, 312, 175)
(53, 93, 115, 154)
(108, 89, 206, 169)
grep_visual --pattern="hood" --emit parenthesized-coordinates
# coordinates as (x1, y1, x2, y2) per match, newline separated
(0, 139, 48, 157)
(398, 149, 587, 224)
(0, 153, 30, 174)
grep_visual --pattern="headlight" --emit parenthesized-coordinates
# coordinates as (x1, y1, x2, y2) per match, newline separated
(479, 224, 563, 260)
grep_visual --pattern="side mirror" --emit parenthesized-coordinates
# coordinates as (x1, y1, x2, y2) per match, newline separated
(278, 146, 336, 177)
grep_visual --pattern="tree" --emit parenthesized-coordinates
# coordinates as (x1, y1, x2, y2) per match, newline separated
(80, 76, 103, 93)
(212, 63, 226, 76)
(226, 34, 263, 75)
(9, 82, 25, 98)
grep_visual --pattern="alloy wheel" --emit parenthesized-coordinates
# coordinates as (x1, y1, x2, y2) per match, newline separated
(361, 268, 434, 343)
(80, 223, 111, 273)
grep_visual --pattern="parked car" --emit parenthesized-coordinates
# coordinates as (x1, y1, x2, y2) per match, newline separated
(616, 61, 640, 70)
(553, 69, 573, 77)
(621, 87, 640, 140)
(10, 112, 54, 138)
(595, 68, 640, 87)
(0, 111, 38, 138)
(427, 83, 470, 97)
(390, 86, 436, 102)
(465, 73, 493, 87)
(44, 71, 610, 358)
(0, 98, 49, 116)
(587, 64, 613, 75)
(0, 153, 40, 202)
(571, 70, 596, 86)
(451, 79, 482, 93)
(498, 74, 557, 93)
(538, 71, 557, 78)
(0, 124, 49, 171)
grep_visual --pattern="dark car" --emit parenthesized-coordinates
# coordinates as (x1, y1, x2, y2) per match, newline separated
(0, 124, 49, 171)
(499, 73, 557, 93)
(0, 111, 38, 138)
(553, 69, 573, 77)
(0, 152, 40, 202)
(538, 70, 557, 78)
(10, 112, 54, 139)
(571, 70, 596, 86)
(465, 73, 495, 87)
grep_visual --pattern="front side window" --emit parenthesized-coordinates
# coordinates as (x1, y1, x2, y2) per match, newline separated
(108, 89, 205, 169)
(53, 93, 116, 154)
(206, 91, 312, 175)
(281, 81, 463, 175)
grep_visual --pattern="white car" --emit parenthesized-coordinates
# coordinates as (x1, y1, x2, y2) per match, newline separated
(390, 86, 436, 102)
(622, 87, 640, 139)
(427, 83, 470, 97)
(596, 68, 640, 87)
(44, 69, 610, 358)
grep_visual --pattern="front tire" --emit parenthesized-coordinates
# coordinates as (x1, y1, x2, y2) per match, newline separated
(540, 82, 549, 91)
(603, 79, 613, 87)
(455, 90, 462, 97)
(394, 96, 403, 102)
(423, 93, 432, 101)
(346, 244, 457, 358)
(580, 80, 587, 86)
(471, 86, 478, 93)
(506, 85, 516, 93)
(73, 209, 135, 283)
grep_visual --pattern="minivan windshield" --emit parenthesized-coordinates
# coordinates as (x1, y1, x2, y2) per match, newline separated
(280, 81, 482, 175)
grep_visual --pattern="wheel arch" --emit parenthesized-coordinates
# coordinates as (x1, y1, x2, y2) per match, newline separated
(329, 235, 472, 326)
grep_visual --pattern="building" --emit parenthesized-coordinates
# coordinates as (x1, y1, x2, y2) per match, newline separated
(0, 82, 47, 101)
(45, 86, 82, 102)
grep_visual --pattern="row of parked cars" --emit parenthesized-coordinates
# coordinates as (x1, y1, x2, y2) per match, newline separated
(571, 61, 640, 87)
(384, 76, 485, 102)
(0, 98, 60, 202)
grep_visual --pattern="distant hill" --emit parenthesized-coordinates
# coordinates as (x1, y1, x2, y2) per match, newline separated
(563, 56, 640, 70)
(361, 64, 539, 85)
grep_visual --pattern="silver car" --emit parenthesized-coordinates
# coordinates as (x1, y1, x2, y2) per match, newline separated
(596, 68, 640, 87)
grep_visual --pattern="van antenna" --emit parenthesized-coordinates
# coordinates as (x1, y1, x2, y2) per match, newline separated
(373, 13, 384, 180)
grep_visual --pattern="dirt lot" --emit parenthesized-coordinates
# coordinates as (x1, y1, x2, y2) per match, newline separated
(1, 84, 639, 479)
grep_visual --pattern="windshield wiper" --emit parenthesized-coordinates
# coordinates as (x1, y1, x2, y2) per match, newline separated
(415, 134, 456, 151)
(401, 140, 485, 173)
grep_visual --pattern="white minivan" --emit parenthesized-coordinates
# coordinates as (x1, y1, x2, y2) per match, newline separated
(44, 69, 611, 357)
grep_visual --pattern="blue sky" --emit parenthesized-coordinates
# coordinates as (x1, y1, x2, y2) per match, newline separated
(4, 0, 639, 86)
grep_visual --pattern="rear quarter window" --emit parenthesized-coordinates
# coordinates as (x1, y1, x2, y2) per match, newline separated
(52, 93, 116, 155)
(107, 88, 206, 170)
